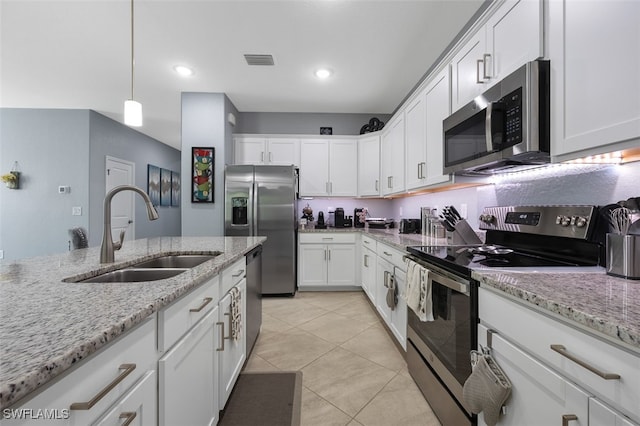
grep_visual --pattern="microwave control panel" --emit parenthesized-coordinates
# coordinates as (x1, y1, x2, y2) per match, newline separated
(501, 87, 523, 147)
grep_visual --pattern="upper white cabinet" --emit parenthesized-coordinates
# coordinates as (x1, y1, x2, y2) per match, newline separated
(234, 136, 300, 166)
(424, 67, 452, 186)
(381, 115, 405, 195)
(451, 0, 543, 112)
(405, 89, 427, 190)
(549, 0, 640, 159)
(299, 138, 357, 197)
(358, 134, 381, 197)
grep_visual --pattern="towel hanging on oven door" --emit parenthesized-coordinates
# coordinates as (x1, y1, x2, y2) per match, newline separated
(462, 329, 512, 426)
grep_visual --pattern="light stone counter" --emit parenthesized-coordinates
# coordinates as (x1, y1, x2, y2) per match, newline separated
(0, 236, 265, 409)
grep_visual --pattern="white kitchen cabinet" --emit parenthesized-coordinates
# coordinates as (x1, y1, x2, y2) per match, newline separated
(590, 398, 639, 426)
(451, 0, 543, 112)
(159, 306, 219, 426)
(376, 256, 394, 326)
(477, 324, 590, 426)
(479, 287, 640, 424)
(374, 241, 407, 349)
(549, 0, 640, 159)
(1, 318, 156, 426)
(218, 278, 247, 409)
(424, 67, 452, 186)
(234, 136, 300, 166)
(380, 115, 405, 195)
(93, 370, 157, 426)
(405, 89, 427, 190)
(357, 134, 381, 197)
(298, 233, 357, 289)
(299, 139, 357, 197)
(360, 235, 377, 303)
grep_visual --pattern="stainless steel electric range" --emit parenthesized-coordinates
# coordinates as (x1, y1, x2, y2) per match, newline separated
(405, 205, 606, 426)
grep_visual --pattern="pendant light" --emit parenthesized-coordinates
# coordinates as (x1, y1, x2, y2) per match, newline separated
(124, 0, 142, 127)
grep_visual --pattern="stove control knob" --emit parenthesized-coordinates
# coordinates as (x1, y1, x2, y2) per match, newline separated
(479, 214, 495, 224)
(558, 216, 571, 227)
(575, 216, 588, 228)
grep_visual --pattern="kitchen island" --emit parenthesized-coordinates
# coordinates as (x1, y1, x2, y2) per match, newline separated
(0, 236, 265, 411)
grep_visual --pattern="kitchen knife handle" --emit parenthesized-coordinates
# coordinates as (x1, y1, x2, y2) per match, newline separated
(550, 345, 620, 380)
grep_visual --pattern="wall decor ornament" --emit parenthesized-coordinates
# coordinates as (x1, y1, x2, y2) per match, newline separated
(147, 164, 161, 205)
(160, 168, 172, 206)
(359, 117, 385, 134)
(192, 147, 214, 203)
(1, 171, 19, 189)
(171, 171, 181, 207)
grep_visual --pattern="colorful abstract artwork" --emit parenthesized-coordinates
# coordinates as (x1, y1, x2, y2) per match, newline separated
(192, 147, 214, 203)
(147, 164, 161, 206)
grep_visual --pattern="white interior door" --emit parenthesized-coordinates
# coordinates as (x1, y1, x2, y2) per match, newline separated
(106, 156, 135, 242)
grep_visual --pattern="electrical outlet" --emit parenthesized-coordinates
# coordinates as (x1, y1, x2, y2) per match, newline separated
(460, 203, 468, 219)
(72, 206, 82, 216)
(0, 250, 4, 259)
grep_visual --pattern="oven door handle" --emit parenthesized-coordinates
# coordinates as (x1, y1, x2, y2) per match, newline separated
(427, 270, 469, 295)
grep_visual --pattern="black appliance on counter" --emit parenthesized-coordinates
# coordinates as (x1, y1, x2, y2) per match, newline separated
(399, 219, 421, 234)
(315, 211, 326, 229)
(405, 205, 605, 426)
(335, 208, 346, 227)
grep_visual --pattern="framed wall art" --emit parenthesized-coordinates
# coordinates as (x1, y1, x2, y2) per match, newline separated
(171, 171, 181, 207)
(192, 147, 214, 203)
(147, 164, 161, 206)
(160, 168, 172, 206)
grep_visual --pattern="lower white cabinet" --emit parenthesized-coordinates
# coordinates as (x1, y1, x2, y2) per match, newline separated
(478, 287, 640, 425)
(0, 318, 156, 426)
(361, 244, 377, 303)
(159, 306, 219, 426)
(218, 279, 247, 409)
(93, 370, 157, 426)
(298, 233, 357, 289)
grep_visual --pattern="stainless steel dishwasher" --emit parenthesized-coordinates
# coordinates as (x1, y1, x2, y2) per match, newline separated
(245, 245, 262, 356)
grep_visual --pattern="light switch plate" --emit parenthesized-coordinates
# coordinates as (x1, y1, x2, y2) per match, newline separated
(72, 206, 82, 216)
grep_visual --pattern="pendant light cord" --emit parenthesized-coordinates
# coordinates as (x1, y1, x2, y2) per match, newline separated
(130, 0, 135, 100)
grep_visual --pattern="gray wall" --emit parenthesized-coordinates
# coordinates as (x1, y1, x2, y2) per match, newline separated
(0, 109, 91, 260)
(237, 112, 391, 136)
(0, 108, 181, 261)
(181, 92, 238, 237)
(88, 111, 181, 246)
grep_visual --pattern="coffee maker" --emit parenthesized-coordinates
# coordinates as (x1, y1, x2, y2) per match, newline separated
(335, 208, 345, 227)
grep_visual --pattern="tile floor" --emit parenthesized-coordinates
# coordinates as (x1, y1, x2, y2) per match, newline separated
(243, 291, 441, 426)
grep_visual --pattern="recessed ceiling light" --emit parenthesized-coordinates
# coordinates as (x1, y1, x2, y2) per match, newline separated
(173, 65, 194, 77)
(315, 68, 332, 79)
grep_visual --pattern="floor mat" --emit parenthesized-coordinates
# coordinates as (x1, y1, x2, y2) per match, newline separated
(219, 371, 302, 426)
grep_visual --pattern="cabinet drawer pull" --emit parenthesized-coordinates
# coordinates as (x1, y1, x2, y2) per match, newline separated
(550, 345, 621, 380)
(383, 251, 392, 257)
(189, 297, 213, 313)
(119, 412, 137, 426)
(70, 364, 136, 410)
(217, 322, 225, 351)
(562, 414, 578, 426)
(322, 237, 334, 241)
(232, 269, 245, 278)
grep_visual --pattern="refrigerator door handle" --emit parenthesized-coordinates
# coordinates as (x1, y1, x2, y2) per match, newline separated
(252, 182, 258, 235)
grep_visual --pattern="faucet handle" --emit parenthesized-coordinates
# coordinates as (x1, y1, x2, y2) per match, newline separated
(113, 229, 126, 251)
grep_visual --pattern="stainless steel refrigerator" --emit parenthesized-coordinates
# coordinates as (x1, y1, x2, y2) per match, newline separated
(224, 165, 298, 295)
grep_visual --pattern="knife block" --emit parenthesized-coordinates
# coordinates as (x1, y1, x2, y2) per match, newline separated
(446, 219, 483, 245)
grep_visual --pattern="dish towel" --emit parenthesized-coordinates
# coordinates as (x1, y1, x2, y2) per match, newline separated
(403, 259, 434, 322)
(230, 286, 242, 341)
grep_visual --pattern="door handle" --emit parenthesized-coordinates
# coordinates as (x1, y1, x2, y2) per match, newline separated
(562, 414, 578, 426)
(70, 364, 136, 410)
(482, 53, 491, 80)
(216, 322, 225, 351)
(476, 59, 484, 84)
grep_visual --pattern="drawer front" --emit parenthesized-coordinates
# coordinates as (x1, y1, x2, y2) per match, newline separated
(376, 243, 406, 270)
(158, 277, 219, 352)
(361, 234, 377, 251)
(92, 370, 157, 426)
(299, 233, 356, 244)
(3, 318, 156, 426)
(479, 287, 640, 423)
(221, 258, 246, 296)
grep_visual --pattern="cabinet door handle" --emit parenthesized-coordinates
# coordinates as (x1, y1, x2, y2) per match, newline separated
(217, 321, 225, 351)
(476, 59, 484, 84)
(70, 364, 136, 410)
(483, 53, 492, 80)
(364, 254, 369, 267)
(326, 182, 330, 194)
(232, 269, 245, 278)
(324, 249, 327, 261)
(328, 249, 331, 261)
(550, 345, 621, 380)
(417, 163, 422, 179)
(224, 312, 233, 340)
(189, 297, 213, 312)
(562, 414, 578, 426)
(119, 412, 137, 426)
(261, 151, 265, 163)
(375, 179, 379, 191)
(269, 151, 273, 162)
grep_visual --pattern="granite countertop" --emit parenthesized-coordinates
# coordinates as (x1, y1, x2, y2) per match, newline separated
(0, 236, 265, 409)
(302, 226, 640, 353)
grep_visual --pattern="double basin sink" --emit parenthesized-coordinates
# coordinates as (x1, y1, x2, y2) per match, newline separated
(71, 253, 222, 283)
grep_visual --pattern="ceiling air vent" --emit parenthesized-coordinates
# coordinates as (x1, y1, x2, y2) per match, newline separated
(244, 54, 275, 66)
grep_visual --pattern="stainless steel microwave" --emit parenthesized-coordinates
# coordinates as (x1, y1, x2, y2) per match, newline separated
(443, 59, 550, 175)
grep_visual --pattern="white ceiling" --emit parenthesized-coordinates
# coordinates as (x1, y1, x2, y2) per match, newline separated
(1, 0, 486, 150)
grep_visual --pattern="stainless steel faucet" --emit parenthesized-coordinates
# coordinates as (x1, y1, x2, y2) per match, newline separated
(100, 185, 159, 263)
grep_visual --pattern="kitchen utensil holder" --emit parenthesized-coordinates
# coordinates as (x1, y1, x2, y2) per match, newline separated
(606, 233, 640, 280)
(446, 219, 483, 245)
